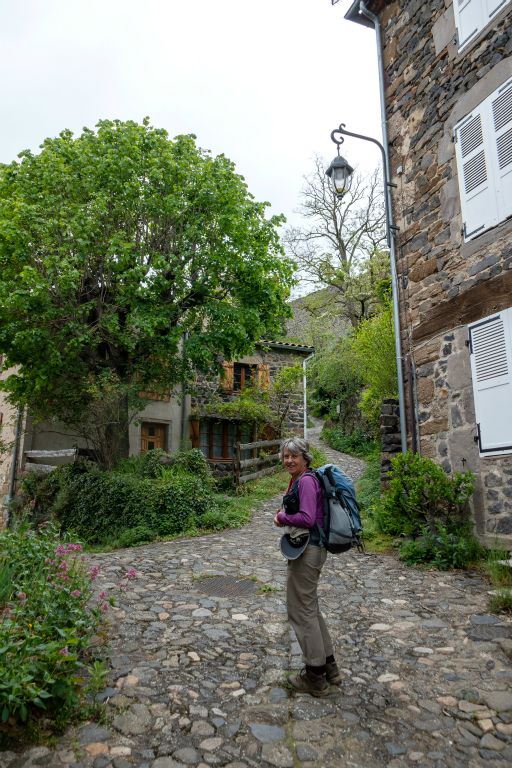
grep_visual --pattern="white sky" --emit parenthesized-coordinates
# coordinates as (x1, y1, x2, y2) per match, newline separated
(1, 0, 381, 229)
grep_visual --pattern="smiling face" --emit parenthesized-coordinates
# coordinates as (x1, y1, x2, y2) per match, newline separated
(282, 448, 308, 481)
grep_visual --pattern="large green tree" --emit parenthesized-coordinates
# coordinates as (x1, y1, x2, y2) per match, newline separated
(0, 119, 293, 467)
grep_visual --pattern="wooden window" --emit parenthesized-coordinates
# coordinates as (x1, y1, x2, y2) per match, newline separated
(197, 420, 255, 461)
(233, 363, 258, 391)
(140, 422, 167, 453)
(454, 0, 511, 51)
(468, 308, 512, 455)
(454, 78, 512, 241)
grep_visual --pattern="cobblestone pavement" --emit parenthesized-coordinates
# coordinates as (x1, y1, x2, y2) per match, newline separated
(2, 429, 512, 768)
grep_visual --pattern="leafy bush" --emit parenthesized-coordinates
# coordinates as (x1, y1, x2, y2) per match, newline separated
(374, 451, 475, 538)
(399, 525, 484, 570)
(0, 523, 108, 722)
(322, 425, 377, 457)
(20, 450, 219, 546)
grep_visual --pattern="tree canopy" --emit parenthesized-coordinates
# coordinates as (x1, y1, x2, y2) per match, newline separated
(0, 119, 294, 465)
(285, 155, 387, 327)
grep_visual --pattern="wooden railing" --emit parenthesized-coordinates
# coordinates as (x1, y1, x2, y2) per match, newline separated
(235, 439, 281, 485)
(24, 448, 77, 474)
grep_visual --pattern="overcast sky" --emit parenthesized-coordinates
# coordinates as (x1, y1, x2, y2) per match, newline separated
(1, 0, 381, 229)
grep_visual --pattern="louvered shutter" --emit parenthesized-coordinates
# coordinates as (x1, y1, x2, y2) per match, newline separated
(489, 79, 512, 222)
(189, 418, 200, 448)
(486, 0, 510, 19)
(454, 106, 498, 241)
(258, 363, 271, 390)
(454, 0, 484, 49)
(221, 362, 234, 392)
(468, 309, 512, 455)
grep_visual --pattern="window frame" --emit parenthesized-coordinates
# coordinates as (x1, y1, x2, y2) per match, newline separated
(454, 0, 512, 52)
(468, 307, 512, 456)
(454, 77, 512, 242)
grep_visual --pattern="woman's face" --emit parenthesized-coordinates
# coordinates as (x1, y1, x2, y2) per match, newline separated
(282, 448, 308, 479)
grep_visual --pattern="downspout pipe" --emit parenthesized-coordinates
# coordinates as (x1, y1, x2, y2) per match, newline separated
(6, 406, 23, 527)
(357, 1, 407, 454)
(302, 353, 315, 442)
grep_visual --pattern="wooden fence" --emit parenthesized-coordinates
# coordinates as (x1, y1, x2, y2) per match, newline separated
(234, 439, 281, 485)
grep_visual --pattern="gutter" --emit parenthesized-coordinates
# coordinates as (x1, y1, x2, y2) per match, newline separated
(345, 0, 408, 454)
(302, 352, 315, 441)
(6, 406, 23, 527)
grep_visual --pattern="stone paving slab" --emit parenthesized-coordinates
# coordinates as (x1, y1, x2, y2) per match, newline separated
(2, 429, 512, 767)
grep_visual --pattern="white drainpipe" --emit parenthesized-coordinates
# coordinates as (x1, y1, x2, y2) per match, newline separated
(303, 352, 315, 441)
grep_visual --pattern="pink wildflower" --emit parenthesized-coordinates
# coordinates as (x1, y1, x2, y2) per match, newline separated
(99, 591, 108, 600)
(71, 590, 81, 598)
(59, 646, 70, 657)
(124, 568, 137, 580)
(17, 592, 27, 602)
(100, 602, 109, 612)
(55, 544, 66, 555)
(59, 560, 69, 571)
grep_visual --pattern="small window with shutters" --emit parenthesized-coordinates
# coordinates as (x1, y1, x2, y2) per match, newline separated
(454, 78, 512, 241)
(454, 0, 512, 51)
(468, 308, 512, 456)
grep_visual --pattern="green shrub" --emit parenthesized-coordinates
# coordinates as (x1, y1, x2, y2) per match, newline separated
(399, 525, 484, 570)
(374, 451, 475, 538)
(0, 523, 106, 723)
(19, 451, 219, 546)
(322, 425, 377, 457)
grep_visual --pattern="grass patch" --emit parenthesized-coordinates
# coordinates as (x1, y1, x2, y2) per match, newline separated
(355, 450, 393, 553)
(321, 426, 378, 458)
(257, 584, 280, 594)
(489, 588, 512, 614)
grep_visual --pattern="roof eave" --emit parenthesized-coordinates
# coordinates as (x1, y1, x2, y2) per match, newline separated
(344, 1, 376, 28)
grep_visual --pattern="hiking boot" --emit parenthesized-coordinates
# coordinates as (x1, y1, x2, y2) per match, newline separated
(288, 668, 330, 697)
(326, 660, 342, 685)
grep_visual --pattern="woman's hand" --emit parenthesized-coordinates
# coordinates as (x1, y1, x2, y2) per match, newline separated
(273, 513, 283, 527)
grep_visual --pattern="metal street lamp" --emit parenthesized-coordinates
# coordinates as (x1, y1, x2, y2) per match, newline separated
(325, 151, 354, 197)
(327, 122, 407, 454)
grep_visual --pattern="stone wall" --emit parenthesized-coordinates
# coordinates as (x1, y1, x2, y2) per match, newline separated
(380, 399, 401, 487)
(368, 0, 512, 544)
(191, 346, 309, 436)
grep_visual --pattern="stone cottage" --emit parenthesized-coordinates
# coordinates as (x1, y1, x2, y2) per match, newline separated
(0, 341, 313, 523)
(344, 0, 512, 546)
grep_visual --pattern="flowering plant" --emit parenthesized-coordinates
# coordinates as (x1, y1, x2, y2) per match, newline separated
(0, 523, 123, 723)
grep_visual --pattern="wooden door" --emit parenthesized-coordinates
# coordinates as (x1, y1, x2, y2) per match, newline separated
(140, 422, 167, 453)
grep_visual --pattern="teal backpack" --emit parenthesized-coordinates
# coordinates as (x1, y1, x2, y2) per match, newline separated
(314, 464, 363, 554)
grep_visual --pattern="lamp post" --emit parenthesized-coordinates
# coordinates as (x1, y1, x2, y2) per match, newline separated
(327, 123, 407, 454)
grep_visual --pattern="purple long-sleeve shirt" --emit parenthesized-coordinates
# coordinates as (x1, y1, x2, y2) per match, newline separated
(276, 472, 324, 529)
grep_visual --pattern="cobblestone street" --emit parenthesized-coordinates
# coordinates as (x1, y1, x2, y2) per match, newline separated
(2, 430, 512, 768)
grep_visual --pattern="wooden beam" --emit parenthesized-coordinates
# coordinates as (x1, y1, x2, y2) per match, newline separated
(239, 453, 280, 470)
(25, 463, 57, 473)
(25, 449, 77, 458)
(238, 465, 280, 484)
(239, 439, 281, 451)
(412, 269, 512, 343)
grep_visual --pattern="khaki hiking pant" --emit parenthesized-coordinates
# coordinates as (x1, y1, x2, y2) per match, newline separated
(286, 544, 334, 667)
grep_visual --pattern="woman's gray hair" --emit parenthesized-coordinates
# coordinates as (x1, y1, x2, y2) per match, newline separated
(279, 437, 313, 467)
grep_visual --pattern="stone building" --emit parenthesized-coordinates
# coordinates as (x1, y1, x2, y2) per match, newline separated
(0, 342, 313, 522)
(344, 0, 512, 546)
(189, 341, 314, 476)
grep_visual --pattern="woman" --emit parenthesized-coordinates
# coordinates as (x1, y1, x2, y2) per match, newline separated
(273, 437, 341, 697)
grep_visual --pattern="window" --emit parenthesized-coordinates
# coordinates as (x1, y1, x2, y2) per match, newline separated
(468, 308, 512, 455)
(197, 419, 255, 461)
(454, 78, 512, 241)
(233, 363, 257, 391)
(140, 422, 167, 453)
(454, 0, 511, 51)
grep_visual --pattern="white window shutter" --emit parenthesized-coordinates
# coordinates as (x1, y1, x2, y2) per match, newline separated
(469, 309, 512, 455)
(489, 79, 512, 222)
(454, 0, 484, 49)
(486, 0, 510, 19)
(454, 106, 498, 241)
